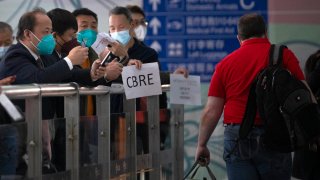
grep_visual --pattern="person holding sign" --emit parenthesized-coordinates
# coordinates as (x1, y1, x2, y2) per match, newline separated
(107, 7, 190, 156)
(106, 7, 170, 155)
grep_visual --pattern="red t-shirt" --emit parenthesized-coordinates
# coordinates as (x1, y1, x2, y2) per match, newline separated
(208, 38, 304, 124)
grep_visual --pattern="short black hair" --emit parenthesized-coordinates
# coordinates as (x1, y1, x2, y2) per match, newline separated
(237, 13, 266, 40)
(72, 8, 98, 22)
(109, 6, 132, 23)
(0, 21, 13, 33)
(126, 5, 145, 18)
(16, 7, 47, 40)
(47, 8, 78, 35)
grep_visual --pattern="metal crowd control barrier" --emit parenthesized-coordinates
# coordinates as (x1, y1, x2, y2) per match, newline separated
(1, 83, 184, 180)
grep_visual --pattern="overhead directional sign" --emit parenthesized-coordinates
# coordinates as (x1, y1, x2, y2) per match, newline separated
(149, 0, 161, 11)
(143, 0, 268, 82)
(150, 40, 162, 52)
(149, 17, 161, 35)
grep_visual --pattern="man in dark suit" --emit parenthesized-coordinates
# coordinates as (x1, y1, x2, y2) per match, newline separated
(0, 8, 108, 175)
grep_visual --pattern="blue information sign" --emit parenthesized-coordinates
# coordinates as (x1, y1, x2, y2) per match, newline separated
(143, 0, 268, 82)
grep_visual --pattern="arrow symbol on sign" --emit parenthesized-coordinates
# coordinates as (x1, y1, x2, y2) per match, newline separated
(150, 41, 162, 52)
(149, 17, 161, 35)
(149, 0, 161, 11)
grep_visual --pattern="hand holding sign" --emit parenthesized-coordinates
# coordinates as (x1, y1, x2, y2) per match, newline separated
(121, 62, 162, 99)
(91, 32, 117, 55)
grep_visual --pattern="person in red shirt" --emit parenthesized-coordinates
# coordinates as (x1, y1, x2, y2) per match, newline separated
(195, 13, 305, 180)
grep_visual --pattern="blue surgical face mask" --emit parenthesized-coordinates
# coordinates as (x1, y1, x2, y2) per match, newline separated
(0, 46, 10, 59)
(110, 29, 131, 46)
(30, 31, 56, 55)
(77, 29, 97, 47)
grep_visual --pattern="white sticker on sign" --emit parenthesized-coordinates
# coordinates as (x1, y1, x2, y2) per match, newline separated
(170, 74, 201, 105)
(122, 62, 162, 99)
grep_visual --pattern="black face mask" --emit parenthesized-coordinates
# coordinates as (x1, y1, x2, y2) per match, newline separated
(61, 38, 80, 55)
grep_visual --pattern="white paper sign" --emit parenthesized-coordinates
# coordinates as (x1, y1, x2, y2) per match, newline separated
(0, 92, 23, 121)
(122, 62, 162, 99)
(170, 75, 201, 105)
(91, 32, 116, 55)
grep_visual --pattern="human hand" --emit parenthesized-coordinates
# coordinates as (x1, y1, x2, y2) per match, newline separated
(174, 67, 189, 78)
(67, 46, 89, 65)
(108, 41, 128, 57)
(90, 59, 107, 80)
(0, 75, 16, 85)
(127, 59, 142, 70)
(104, 60, 123, 81)
(195, 145, 210, 166)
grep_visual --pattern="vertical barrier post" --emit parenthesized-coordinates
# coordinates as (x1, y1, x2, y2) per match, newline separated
(147, 95, 160, 180)
(64, 85, 80, 180)
(171, 104, 184, 180)
(25, 88, 42, 180)
(123, 98, 136, 180)
(96, 92, 110, 179)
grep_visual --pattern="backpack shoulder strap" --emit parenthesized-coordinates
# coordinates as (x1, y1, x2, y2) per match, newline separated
(269, 44, 286, 67)
(239, 81, 257, 139)
(228, 80, 257, 160)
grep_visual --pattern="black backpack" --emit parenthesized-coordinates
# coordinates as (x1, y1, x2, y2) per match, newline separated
(239, 44, 320, 152)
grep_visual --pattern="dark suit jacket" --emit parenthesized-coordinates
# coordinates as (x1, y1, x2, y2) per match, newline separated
(0, 43, 76, 84)
(0, 43, 108, 119)
(47, 51, 109, 117)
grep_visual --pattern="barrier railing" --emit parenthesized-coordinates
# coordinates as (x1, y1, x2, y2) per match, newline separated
(0, 83, 184, 180)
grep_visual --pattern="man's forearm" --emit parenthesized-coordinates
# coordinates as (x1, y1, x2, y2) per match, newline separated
(198, 108, 220, 146)
(197, 96, 224, 147)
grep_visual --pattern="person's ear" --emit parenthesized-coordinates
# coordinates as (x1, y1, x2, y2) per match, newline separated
(264, 32, 268, 38)
(128, 23, 134, 34)
(237, 35, 243, 45)
(52, 32, 57, 39)
(24, 29, 31, 40)
(130, 20, 134, 27)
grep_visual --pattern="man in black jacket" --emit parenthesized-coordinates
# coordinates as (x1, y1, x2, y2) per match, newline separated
(0, 8, 106, 175)
(106, 6, 170, 157)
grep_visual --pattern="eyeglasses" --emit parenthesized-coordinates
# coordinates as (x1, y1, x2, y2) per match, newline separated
(132, 19, 148, 26)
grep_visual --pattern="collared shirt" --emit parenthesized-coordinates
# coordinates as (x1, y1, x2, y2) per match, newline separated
(56, 50, 73, 70)
(208, 38, 304, 124)
(20, 41, 73, 70)
(20, 41, 38, 61)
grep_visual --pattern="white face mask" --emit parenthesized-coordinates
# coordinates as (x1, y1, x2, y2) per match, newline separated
(0, 46, 10, 59)
(134, 25, 147, 41)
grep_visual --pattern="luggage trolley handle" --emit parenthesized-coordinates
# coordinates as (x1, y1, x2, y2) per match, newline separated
(183, 157, 216, 180)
